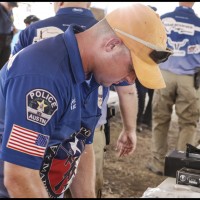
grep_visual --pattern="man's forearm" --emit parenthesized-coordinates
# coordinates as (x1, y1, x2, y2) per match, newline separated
(70, 144, 96, 198)
(4, 162, 49, 198)
(115, 84, 138, 131)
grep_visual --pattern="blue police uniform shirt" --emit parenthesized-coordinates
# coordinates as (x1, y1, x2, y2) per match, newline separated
(12, 6, 129, 128)
(12, 7, 97, 54)
(0, 24, 106, 197)
(11, 6, 110, 129)
(159, 6, 200, 75)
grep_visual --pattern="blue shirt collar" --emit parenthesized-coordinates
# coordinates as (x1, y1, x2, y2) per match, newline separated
(56, 7, 95, 18)
(63, 24, 85, 84)
(175, 6, 195, 15)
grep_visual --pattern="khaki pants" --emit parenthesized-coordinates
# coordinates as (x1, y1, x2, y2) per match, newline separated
(93, 125, 106, 198)
(151, 70, 200, 170)
(64, 126, 106, 198)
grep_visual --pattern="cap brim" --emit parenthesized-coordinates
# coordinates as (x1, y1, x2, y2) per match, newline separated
(131, 51, 166, 89)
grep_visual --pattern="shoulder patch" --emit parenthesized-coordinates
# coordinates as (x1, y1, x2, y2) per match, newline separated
(32, 26, 64, 43)
(26, 89, 58, 126)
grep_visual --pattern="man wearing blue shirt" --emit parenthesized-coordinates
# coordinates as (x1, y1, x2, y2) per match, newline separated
(12, 2, 138, 197)
(0, 3, 171, 198)
(148, 2, 200, 176)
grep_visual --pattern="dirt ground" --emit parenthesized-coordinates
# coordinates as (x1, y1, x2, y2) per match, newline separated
(101, 110, 200, 198)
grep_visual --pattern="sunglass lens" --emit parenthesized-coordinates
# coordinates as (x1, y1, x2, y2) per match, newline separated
(149, 50, 171, 64)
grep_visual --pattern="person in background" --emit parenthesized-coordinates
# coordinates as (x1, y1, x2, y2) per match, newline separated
(135, 78, 154, 132)
(12, 2, 94, 53)
(7, 2, 142, 198)
(11, 14, 40, 53)
(135, 5, 157, 133)
(24, 15, 40, 27)
(147, 2, 200, 176)
(0, 2, 18, 69)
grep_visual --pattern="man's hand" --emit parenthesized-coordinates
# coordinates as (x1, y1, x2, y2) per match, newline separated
(114, 84, 138, 157)
(116, 130, 137, 157)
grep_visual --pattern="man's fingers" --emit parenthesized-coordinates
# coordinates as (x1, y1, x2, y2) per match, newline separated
(117, 145, 134, 157)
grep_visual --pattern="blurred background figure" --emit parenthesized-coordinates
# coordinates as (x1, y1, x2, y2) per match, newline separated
(11, 14, 40, 52)
(0, 2, 18, 69)
(135, 5, 157, 133)
(135, 79, 154, 132)
(148, 2, 200, 176)
(24, 14, 40, 27)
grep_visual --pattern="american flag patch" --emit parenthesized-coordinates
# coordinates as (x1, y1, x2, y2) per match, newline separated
(7, 124, 49, 157)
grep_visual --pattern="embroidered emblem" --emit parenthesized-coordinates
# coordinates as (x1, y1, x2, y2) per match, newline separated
(188, 45, 200, 54)
(7, 124, 49, 157)
(32, 26, 64, 43)
(40, 127, 91, 198)
(26, 89, 58, 126)
(162, 17, 198, 36)
(70, 98, 76, 110)
(168, 37, 188, 56)
(72, 8, 84, 13)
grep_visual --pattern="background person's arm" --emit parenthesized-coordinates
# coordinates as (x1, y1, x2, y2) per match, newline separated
(115, 84, 138, 157)
(4, 162, 49, 198)
(69, 144, 96, 198)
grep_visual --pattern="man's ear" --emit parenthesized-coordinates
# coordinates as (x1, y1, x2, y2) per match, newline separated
(105, 38, 121, 52)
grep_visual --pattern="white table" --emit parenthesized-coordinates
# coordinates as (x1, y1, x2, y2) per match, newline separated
(142, 177, 200, 198)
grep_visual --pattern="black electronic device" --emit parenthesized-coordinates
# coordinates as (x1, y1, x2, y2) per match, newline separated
(164, 144, 200, 178)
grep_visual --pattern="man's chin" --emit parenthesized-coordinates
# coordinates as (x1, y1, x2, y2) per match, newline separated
(100, 82, 112, 87)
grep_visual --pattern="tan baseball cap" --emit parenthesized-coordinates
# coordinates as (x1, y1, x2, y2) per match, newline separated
(105, 3, 173, 89)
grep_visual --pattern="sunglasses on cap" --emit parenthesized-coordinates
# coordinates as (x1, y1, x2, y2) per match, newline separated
(114, 28, 173, 64)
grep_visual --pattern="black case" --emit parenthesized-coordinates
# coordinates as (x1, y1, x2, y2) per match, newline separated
(164, 150, 200, 177)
